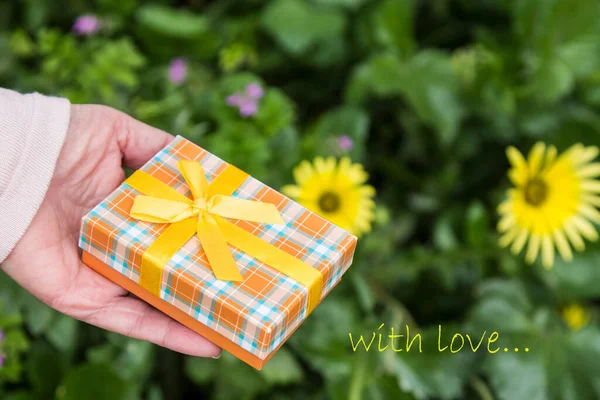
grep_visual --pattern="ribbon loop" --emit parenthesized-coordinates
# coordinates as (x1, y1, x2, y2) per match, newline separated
(131, 196, 196, 223)
(178, 160, 209, 201)
(209, 195, 285, 224)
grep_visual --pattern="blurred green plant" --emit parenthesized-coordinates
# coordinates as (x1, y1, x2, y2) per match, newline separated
(1, 0, 600, 399)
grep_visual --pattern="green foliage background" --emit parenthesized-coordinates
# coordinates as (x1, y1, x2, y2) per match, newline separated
(2, 0, 600, 399)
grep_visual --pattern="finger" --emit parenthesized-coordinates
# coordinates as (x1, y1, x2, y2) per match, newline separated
(87, 294, 221, 358)
(115, 113, 175, 169)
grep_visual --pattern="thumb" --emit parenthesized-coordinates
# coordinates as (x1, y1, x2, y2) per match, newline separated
(116, 113, 175, 169)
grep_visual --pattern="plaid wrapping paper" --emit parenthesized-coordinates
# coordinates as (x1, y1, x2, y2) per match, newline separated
(79, 136, 357, 360)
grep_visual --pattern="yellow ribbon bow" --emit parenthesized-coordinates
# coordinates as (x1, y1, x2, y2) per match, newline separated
(125, 159, 323, 314)
(130, 160, 285, 283)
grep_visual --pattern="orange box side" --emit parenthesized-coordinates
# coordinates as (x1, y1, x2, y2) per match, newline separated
(82, 251, 279, 369)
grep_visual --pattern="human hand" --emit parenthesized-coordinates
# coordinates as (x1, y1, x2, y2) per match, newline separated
(2, 104, 221, 358)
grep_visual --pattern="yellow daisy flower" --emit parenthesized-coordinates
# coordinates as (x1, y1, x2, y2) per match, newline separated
(282, 157, 375, 236)
(561, 303, 589, 331)
(498, 142, 600, 268)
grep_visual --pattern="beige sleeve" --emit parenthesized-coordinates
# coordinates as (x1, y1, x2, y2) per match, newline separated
(0, 88, 71, 262)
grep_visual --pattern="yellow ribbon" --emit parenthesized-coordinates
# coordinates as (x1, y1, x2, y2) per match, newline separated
(125, 160, 323, 314)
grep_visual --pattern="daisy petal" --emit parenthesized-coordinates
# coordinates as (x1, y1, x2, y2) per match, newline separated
(509, 168, 528, 186)
(527, 142, 546, 176)
(360, 185, 376, 197)
(572, 216, 599, 241)
(498, 215, 515, 232)
(582, 194, 600, 207)
(510, 228, 529, 255)
(506, 147, 529, 184)
(564, 220, 586, 252)
(553, 229, 573, 262)
(499, 227, 518, 248)
(581, 180, 600, 193)
(577, 146, 599, 165)
(506, 146, 527, 169)
(314, 157, 326, 174)
(578, 204, 600, 224)
(541, 235, 554, 268)
(293, 161, 314, 185)
(497, 200, 513, 214)
(545, 145, 558, 169)
(281, 185, 302, 199)
(577, 163, 600, 178)
(525, 234, 541, 264)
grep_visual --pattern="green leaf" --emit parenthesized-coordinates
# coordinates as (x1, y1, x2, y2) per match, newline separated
(469, 295, 535, 334)
(58, 363, 128, 400)
(214, 353, 269, 400)
(515, 0, 600, 103)
(484, 347, 548, 400)
(393, 326, 476, 399)
(525, 58, 574, 103)
(0, 312, 23, 329)
(87, 344, 117, 365)
(255, 88, 297, 137)
(483, 318, 600, 400)
(260, 347, 304, 384)
(6, 329, 29, 351)
(541, 244, 600, 300)
(514, 0, 600, 52)
(465, 201, 491, 248)
(9, 30, 35, 57)
(261, 0, 346, 54)
(371, 0, 415, 55)
(398, 52, 464, 145)
(27, 342, 67, 399)
(146, 385, 164, 400)
(350, 273, 377, 313)
(207, 122, 270, 180)
(136, 5, 209, 39)
(113, 339, 154, 381)
(98, 0, 138, 15)
(46, 314, 77, 353)
(185, 356, 217, 385)
(313, 0, 367, 9)
(3, 391, 33, 400)
(346, 52, 405, 101)
(366, 376, 418, 400)
(23, 0, 48, 30)
(469, 278, 600, 400)
(22, 294, 55, 335)
(433, 214, 459, 251)
(347, 51, 464, 144)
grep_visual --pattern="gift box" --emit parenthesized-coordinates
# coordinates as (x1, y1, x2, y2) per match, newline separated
(79, 136, 357, 369)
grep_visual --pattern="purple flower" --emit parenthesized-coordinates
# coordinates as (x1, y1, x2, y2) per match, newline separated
(72, 15, 101, 36)
(0, 354, 4, 367)
(246, 83, 264, 99)
(239, 100, 258, 117)
(338, 135, 353, 152)
(168, 58, 188, 84)
(226, 94, 244, 107)
(226, 82, 264, 118)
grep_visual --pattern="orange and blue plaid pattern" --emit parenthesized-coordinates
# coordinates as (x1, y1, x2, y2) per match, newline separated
(79, 136, 357, 360)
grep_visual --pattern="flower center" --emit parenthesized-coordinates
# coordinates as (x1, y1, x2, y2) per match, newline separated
(524, 178, 548, 207)
(318, 191, 341, 213)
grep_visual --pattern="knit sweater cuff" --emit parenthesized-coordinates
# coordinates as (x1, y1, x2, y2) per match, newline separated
(0, 90, 71, 262)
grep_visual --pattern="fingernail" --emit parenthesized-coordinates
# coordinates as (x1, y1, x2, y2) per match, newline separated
(212, 354, 221, 360)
